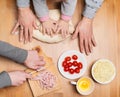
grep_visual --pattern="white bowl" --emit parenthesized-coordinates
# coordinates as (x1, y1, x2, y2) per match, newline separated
(76, 77, 95, 95)
(91, 59, 116, 84)
(58, 50, 87, 79)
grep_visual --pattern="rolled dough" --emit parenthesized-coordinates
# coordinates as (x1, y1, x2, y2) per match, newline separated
(33, 9, 75, 43)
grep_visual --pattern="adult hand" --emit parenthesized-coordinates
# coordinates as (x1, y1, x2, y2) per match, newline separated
(8, 71, 31, 86)
(72, 17, 96, 55)
(12, 7, 38, 43)
(56, 19, 69, 38)
(41, 19, 57, 37)
(24, 50, 46, 70)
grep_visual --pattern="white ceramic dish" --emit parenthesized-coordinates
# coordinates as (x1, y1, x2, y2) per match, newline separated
(91, 59, 116, 84)
(58, 50, 87, 80)
(70, 76, 95, 95)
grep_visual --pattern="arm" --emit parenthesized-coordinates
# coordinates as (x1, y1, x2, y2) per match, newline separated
(0, 41, 26, 88)
(16, 0, 30, 8)
(61, 0, 77, 21)
(0, 71, 11, 88)
(72, 0, 104, 55)
(0, 41, 25, 88)
(0, 41, 27, 63)
(0, 71, 32, 88)
(12, 0, 37, 44)
(33, 0, 57, 36)
(83, 0, 104, 19)
(32, 0, 49, 22)
(0, 41, 45, 88)
(56, 0, 77, 38)
(0, 41, 45, 69)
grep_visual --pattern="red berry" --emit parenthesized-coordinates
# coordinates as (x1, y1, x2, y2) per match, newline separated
(74, 68, 80, 73)
(72, 61, 78, 66)
(69, 68, 74, 74)
(64, 67, 69, 72)
(62, 61, 67, 67)
(65, 56, 71, 61)
(72, 55, 78, 60)
(78, 62, 83, 69)
(68, 62, 72, 67)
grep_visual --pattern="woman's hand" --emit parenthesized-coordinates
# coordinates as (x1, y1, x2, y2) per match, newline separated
(12, 7, 38, 44)
(24, 50, 46, 70)
(8, 71, 31, 86)
(72, 17, 96, 55)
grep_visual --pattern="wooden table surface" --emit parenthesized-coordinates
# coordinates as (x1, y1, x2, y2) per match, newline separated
(0, 0, 120, 97)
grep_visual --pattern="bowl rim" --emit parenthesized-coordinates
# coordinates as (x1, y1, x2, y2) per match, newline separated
(76, 76, 95, 95)
(91, 59, 116, 84)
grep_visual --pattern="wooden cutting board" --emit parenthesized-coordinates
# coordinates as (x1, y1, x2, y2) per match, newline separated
(25, 46, 61, 97)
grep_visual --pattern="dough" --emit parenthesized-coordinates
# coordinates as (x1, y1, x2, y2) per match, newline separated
(33, 9, 75, 43)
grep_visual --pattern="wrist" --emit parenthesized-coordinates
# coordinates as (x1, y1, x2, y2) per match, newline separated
(39, 15, 49, 22)
(18, 7, 31, 13)
(82, 16, 93, 23)
(60, 19, 69, 23)
(61, 14, 71, 22)
(24, 50, 29, 64)
(18, 7, 30, 10)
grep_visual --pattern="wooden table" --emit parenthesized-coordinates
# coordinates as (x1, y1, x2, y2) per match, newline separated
(0, 0, 119, 97)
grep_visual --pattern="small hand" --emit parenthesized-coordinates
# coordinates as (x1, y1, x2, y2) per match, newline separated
(72, 17, 96, 55)
(41, 19, 57, 37)
(8, 71, 32, 86)
(56, 19, 69, 38)
(11, 7, 38, 44)
(24, 50, 46, 69)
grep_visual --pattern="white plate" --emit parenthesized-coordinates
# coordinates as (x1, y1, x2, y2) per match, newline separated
(58, 50, 87, 80)
(91, 59, 116, 84)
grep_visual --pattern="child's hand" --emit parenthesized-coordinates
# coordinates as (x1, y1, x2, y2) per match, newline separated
(56, 19, 69, 38)
(24, 50, 46, 69)
(8, 71, 31, 86)
(41, 19, 57, 37)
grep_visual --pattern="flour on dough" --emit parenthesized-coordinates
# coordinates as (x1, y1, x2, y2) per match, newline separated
(33, 9, 75, 43)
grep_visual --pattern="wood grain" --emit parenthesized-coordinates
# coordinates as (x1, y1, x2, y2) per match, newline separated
(27, 66, 61, 97)
(0, 0, 120, 97)
(26, 46, 61, 97)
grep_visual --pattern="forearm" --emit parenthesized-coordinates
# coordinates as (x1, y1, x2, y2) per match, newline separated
(33, 0, 49, 22)
(83, 0, 104, 19)
(61, 0, 77, 21)
(0, 41, 28, 63)
(16, 0, 30, 8)
(0, 71, 11, 88)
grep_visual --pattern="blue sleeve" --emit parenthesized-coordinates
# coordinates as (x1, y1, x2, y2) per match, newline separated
(16, 0, 30, 8)
(0, 41, 28, 63)
(61, 0, 77, 16)
(33, 0, 49, 18)
(0, 71, 11, 88)
(83, 0, 104, 19)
